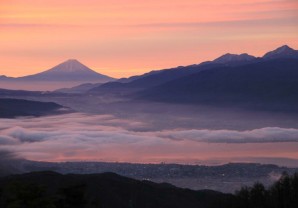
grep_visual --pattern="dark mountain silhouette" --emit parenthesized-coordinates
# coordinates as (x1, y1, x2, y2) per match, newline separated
(0, 98, 70, 118)
(17, 59, 114, 82)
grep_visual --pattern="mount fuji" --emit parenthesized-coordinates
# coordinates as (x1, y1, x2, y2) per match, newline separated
(18, 59, 114, 82)
(0, 59, 115, 90)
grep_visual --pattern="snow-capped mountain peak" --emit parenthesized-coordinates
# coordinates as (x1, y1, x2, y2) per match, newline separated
(213, 53, 256, 64)
(263, 45, 298, 59)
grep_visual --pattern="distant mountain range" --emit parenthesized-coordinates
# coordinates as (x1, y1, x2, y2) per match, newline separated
(88, 45, 297, 90)
(85, 45, 298, 111)
(0, 59, 115, 90)
(212, 45, 298, 64)
(1, 45, 298, 111)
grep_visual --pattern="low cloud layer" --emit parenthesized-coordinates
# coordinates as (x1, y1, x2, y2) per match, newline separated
(159, 127, 298, 143)
(1, 113, 298, 163)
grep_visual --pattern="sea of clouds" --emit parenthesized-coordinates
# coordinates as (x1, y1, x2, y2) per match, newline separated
(1, 113, 298, 162)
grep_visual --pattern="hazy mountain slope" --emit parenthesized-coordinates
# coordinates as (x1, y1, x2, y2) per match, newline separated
(117, 70, 163, 83)
(55, 83, 103, 94)
(0, 88, 45, 96)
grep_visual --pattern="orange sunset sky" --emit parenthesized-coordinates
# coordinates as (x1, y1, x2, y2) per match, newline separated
(0, 0, 298, 78)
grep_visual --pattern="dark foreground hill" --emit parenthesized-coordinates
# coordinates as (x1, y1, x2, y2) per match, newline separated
(0, 171, 297, 208)
(0, 171, 233, 208)
(0, 98, 68, 118)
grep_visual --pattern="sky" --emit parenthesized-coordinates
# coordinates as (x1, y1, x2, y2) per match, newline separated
(0, 0, 298, 78)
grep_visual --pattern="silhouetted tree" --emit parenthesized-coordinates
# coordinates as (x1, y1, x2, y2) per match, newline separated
(235, 186, 250, 208)
(56, 184, 87, 208)
(3, 182, 55, 208)
(250, 183, 267, 208)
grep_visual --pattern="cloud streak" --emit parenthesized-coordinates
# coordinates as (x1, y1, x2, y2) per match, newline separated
(133, 17, 298, 28)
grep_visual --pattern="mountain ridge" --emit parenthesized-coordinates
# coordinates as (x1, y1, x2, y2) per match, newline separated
(213, 53, 256, 64)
